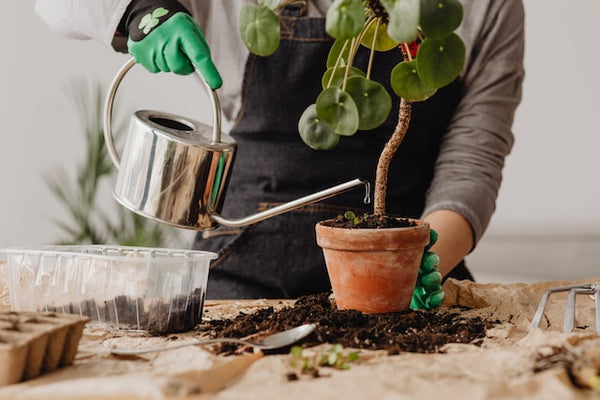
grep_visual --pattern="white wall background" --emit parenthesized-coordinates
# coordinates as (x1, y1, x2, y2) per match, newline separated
(1, 1, 599, 283)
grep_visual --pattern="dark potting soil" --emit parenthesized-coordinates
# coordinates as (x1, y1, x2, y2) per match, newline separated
(200, 292, 496, 355)
(47, 288, 205, 335)
(328, 213, 415, 229)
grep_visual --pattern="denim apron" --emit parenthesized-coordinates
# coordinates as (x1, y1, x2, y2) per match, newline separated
(194, 5, 472, 299)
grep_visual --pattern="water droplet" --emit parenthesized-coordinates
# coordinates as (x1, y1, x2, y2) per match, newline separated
(362, 181, 371, 204)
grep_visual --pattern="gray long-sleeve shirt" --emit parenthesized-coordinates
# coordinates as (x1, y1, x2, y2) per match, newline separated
(34, 0, 525, 246)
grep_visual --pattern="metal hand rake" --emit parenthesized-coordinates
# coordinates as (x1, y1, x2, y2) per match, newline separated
(530, 283, 600, 335)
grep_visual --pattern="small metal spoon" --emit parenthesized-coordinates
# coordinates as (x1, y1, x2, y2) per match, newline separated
(110, 323, 317, 355)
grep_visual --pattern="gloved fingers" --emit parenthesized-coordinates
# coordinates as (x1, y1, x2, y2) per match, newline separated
(426, 289, 445, 308)
(180, 31, 223, 89)
(164, 38, 195, 75)
(425, 228, 438, 251)
(419, 270, 442, 291)
(421, 251, 440, 273)
(154, 42, 172, 73)
(127, 38, 160, 73)
(136, 52, 161, 73)
(410, 287, 428, 310)
(174, 14, 222, 88)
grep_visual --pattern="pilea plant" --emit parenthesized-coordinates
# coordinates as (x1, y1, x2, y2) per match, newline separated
(238, 0, 465, 216)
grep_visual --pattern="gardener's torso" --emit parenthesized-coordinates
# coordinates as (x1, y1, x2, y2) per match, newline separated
(192, 3, 462, 299)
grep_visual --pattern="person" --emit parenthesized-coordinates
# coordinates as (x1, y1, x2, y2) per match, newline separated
(34, 0, 524, 306)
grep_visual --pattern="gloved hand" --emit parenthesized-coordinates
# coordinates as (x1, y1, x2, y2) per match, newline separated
(410, 228, 445, 310)
(119, 0, 222, 89)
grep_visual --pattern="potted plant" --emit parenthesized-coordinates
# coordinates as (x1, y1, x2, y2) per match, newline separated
(237, 0, 465, 313)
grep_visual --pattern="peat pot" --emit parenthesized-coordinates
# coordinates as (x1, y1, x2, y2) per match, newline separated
(316, 218, 430, 313)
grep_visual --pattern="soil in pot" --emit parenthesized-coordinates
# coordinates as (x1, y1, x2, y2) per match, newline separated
(327, 213, 415, 229)
(199, 292, 497, 355)
(47, 288, 205, 334)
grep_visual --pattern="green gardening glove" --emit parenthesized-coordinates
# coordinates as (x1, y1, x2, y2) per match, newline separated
(119, 0, 222, 89)
(410, 228, 445, 310)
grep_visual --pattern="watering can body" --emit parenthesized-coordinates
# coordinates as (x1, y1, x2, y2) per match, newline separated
(103, 59, 368, 231)
(114, 109, 236, 229)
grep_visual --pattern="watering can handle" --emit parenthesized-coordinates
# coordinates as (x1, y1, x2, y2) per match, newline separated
(102, 57, 223, 168)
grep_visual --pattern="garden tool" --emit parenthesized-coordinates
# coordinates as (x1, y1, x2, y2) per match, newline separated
(103, 58, 369, 230)
(530, 283, 600, 335)
(110, 323, 316, 355)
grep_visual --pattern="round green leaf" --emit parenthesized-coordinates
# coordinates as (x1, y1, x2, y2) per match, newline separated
(390, 60, 436, 101)
(380, 0, 420, 43)
(416, 33, 465, 88)
(420, 0, 463, 39)
(298, 104, 341, 150)
(326, 39, 351, 68)
(325, 0, 365, 40)
(345, 76, 392, 130)
(316, 87, 359, 136)
(238, 4, 280, 57)
(321, 66, 365, 89)
(360, 20, 399, 52)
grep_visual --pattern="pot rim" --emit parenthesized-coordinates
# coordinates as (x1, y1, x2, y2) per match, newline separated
(315, 217, 430, 251)
(316, 217, 429, 231)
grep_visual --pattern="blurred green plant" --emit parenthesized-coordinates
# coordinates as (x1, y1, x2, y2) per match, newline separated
(45, 81, 182, 247)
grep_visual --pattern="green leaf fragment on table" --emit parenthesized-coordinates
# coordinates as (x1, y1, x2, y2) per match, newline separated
(390, 60, 436, 101)
(380, 0, 420, 43)
(345, 76, 392, 130)
(290, 345, 303, 358)
(416, 33, 465, 88)
(239, 4, 280, 56)
(326, 0, 365, 40)
(298, 104, 340, 150)
(316, 87, 359, 136)
(420, 0, 463, 39)
(289, 344, 359, 373)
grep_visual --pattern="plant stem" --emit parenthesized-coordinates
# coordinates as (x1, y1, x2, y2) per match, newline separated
(327, 40, 349, 88)
(342, 37, 357, 91)
(374, 98, 412, 216)
(401, 42, 413, 62)
(366, 18, 381, 79)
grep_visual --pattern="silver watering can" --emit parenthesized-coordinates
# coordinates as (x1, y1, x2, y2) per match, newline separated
(103, 59, 369, 230)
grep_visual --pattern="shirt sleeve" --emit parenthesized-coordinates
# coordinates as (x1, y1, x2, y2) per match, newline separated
(421, 0, 525, 248)
(34, 0, 132, 47)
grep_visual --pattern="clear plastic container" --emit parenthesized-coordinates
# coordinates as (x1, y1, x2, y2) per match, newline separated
(0, 246, 217, 334)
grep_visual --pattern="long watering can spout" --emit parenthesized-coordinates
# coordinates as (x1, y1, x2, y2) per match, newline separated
(210, 179, 371, 228)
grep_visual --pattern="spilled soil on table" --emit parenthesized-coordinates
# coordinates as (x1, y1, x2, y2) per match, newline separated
(199, 292, 497, 355)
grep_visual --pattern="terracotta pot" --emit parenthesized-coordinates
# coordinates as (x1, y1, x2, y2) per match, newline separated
(315, 218, 430, 314)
